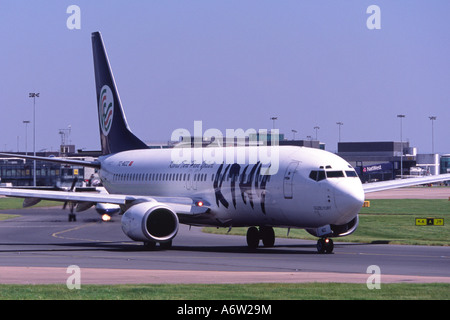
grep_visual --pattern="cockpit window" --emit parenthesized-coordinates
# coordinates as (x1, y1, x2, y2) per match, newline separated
(310, 169, 355, 181)
(326, 171, 345, 178)
(317, 171, 326, 181)
(345, 170, 358, 177)
(309, 170, 326, 181)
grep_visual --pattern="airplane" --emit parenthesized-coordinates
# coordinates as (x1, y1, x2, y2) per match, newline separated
(1, 31, 450, 253)
(95, 188, 122, 222)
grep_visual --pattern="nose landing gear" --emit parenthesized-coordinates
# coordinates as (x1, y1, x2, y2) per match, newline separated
(317, 238, 334, 254)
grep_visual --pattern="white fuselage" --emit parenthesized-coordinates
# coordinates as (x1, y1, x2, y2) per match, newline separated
(99, 146, 365, 229)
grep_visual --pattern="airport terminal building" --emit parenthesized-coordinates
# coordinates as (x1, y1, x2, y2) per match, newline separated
(1, 139, 449, 187)
(337, 141, 448, 183)
(0, 150, 98, 188)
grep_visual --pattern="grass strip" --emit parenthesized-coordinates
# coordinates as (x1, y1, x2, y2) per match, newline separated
(0, 283, 449, 300)
(0, 197, 60, 210)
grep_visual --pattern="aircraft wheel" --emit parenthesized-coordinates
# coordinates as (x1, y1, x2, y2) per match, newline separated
(317, 239, 326, 253)
(260, 226, 275, 247)
(317, 238, 334, 254)
(68, 213, 77, 222)
(143, 241, 157, 251)
(325, 238, 334, 253)
(246, 227, 260, 249)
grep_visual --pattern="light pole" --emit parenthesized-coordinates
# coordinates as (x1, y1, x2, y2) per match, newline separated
(23, 120, 30, 156)
(314, 126, 320, 140)
(336, 122, 343, 142)
(270, 117, 278, 130)
(269, 117, 278, 145)
(429, 116, 437, 154)
(291, 129, 297, 140)
(307, 135, 312, 148)
(397, 114, 406, 179)
(29, 92, 39, 186)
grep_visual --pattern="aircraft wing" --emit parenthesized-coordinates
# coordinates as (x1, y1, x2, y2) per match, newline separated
(362, 174, 450, 193)
(0, 187, 209, 215)
(0, 153, 100, 168)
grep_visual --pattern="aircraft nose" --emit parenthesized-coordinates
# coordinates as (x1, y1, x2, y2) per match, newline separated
(333, 180, 365, 224)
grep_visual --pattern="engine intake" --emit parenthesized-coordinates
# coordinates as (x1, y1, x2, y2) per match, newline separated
(306, 215, 359, 238)
(330, 215, 359, 237)
(121, 202, 179, 243)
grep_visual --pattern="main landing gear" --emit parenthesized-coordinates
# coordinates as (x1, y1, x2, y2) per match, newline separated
(246, 226, 275, 249)
(246, 227, 334, 253)
(68, 212, 77, 222)
(143, 240, 173, 251)
(316, 238, 334, 254)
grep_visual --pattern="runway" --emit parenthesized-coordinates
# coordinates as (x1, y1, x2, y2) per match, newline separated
(0, 193, 449, 284)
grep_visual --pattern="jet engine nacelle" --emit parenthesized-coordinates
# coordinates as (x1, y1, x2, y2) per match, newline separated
(121, 202, 179, 243)
(306, 215, 359, 238)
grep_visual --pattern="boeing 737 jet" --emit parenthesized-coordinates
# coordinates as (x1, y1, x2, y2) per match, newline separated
(1, 32, 449, 253)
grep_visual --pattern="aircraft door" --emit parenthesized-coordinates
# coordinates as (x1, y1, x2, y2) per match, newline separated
(185, 169, 198, 191)
(283, 161, 299, 199)
(192, 170, 198, 190)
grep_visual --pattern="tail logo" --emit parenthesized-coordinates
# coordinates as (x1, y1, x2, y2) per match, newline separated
(99, 85, 114, 136)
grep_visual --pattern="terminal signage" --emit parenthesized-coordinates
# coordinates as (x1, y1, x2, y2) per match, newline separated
(362, 162, 393, 173)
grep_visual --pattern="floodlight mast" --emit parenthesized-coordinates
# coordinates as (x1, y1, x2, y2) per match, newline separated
(397, 114, 406, 179)
(29, 92, 39, 186)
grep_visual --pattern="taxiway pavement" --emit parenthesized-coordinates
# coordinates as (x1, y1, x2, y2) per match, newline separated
(0, 188, 449, 284)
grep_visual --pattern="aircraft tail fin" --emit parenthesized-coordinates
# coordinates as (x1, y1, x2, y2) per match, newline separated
(91, 31, 148, 155)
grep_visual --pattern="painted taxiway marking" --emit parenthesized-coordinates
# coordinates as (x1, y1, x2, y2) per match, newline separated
(51, 222, 107, 242)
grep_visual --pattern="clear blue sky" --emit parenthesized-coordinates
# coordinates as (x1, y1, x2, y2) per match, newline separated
(1, 1, 449, 154)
